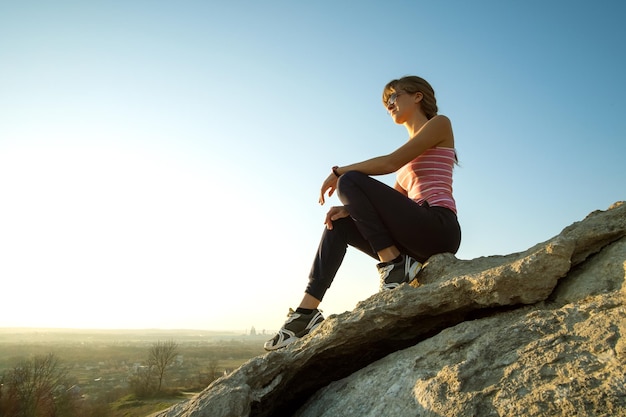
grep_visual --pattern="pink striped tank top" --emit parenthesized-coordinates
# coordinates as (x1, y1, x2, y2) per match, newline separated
(396, 147, 457, 214)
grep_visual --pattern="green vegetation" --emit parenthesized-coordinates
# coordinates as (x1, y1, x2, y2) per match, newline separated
(0, 328, 268, 417)
(108, 393, 187, 417)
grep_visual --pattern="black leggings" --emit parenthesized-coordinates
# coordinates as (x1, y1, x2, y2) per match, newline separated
(306, 171, 461, 301)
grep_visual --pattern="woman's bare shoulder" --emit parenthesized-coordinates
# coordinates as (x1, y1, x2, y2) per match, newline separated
(428, 115, 454, 147)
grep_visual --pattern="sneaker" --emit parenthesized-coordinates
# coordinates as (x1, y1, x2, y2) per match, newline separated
(377, 254, 422, 291)
(264, 308, 325, 351)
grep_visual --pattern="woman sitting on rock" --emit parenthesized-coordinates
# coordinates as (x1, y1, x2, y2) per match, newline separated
(264, 75, 462, 351)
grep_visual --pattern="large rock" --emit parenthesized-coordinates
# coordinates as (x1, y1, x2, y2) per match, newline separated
(151, 202, 626, 417)
(296, 238, 626, 417)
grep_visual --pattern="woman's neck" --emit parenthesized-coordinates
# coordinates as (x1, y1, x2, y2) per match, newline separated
(404, 113, 430, 138)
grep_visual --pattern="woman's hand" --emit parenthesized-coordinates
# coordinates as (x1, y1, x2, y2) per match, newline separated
(319, 172, 339, 205)
(324, 205, 349, 230)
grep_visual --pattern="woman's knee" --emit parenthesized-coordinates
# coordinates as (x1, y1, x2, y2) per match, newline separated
(326, 216, 354, 235)
(337, 170, 366, 195)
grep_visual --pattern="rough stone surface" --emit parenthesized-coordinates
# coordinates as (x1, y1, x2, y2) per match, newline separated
(295, 239, 626, 417)
(151, 202, 626, 417)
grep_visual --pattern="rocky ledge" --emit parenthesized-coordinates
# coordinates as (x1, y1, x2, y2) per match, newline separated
(152, 201, 626, 417)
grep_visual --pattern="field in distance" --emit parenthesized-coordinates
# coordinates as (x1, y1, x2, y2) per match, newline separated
(0, 327, 270, 417)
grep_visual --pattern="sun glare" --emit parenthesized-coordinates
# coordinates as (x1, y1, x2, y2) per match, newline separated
(0, 145, 241, 329)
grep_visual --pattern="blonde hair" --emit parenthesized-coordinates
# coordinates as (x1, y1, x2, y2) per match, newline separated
(382, 76, 438, 119)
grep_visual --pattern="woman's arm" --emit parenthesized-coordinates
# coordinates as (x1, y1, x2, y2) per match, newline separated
(319, 115, 453, 204)
(335, 115, 453, 176)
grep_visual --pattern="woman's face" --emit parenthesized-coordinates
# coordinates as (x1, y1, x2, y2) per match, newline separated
(386, 90, 419, 124)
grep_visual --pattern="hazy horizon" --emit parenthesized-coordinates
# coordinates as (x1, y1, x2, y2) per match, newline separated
(0, 326, 271, 334)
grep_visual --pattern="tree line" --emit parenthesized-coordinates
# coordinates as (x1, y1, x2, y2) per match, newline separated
(128, 339, 179, 398)
(0, 339, 181, 417)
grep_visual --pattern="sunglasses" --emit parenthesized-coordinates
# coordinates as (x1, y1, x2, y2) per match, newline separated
(386, 91, 405, 108)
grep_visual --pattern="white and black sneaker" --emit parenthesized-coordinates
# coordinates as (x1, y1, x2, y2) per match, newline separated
(264, 308, 324, 351)
(377, 254, 422, 291)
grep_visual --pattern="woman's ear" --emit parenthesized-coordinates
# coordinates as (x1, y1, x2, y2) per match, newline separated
(414, 92, 423, 103)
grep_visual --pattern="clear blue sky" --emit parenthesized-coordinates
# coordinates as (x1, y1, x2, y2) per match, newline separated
(1, 1, 624, 332)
